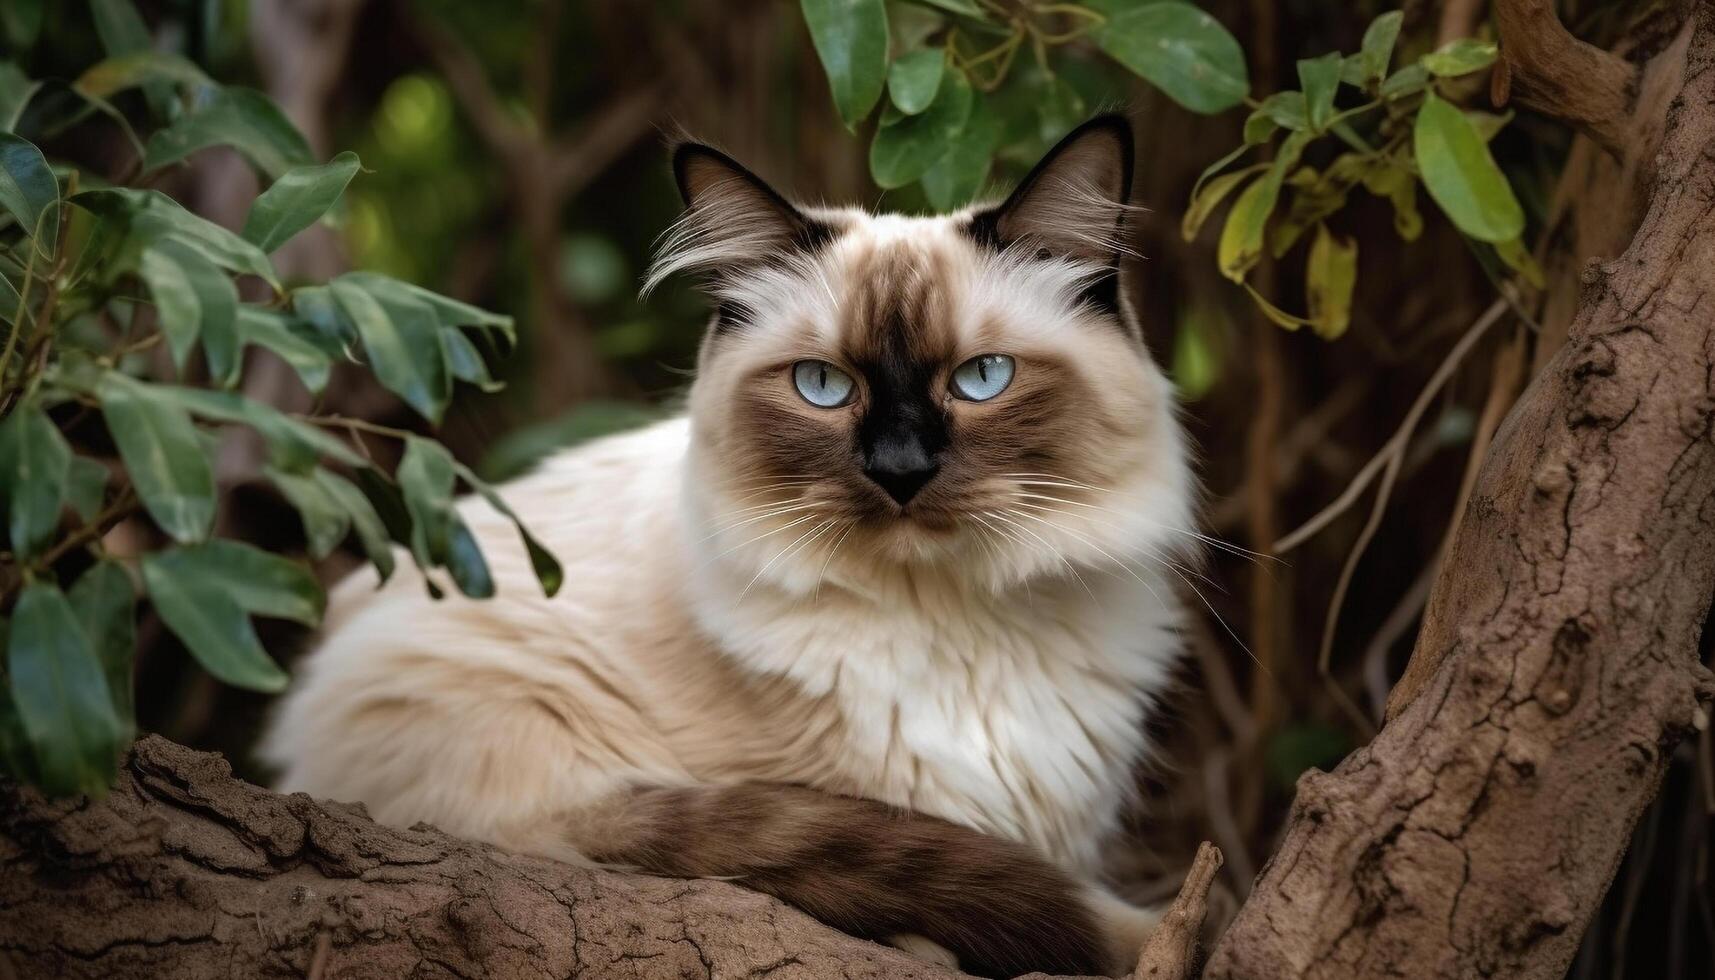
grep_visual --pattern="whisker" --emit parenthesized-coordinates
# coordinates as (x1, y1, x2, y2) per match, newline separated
(702, 512, 821, 565)
(739, 517, 836, 602)
(1007, 499, 1226, 594)
(986, 510, 1098, 602)
(813, 520, 858, 601)
(1009, 485, 1275, 564)
(698, 501, 823, 543)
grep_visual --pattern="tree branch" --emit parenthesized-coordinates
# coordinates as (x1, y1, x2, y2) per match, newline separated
(1494, 0, 1639, 158)
(1203, 8, 1715, 976)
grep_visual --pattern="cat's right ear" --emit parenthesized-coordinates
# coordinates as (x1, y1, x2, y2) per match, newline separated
(644, 143, 829, 294)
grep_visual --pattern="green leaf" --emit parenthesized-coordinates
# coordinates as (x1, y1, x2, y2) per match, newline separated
(236, 306, 332, 394)
(452, 461, 564, 597)
(441, 329, 501, 392)
(1355, 11, 1403, 84)
(268, 465, 350, 559)
(90, 0, 152, 56)
(1242, 281, 1313, 331)
(0, 61, 41, 133)
(1257, 91, 1308, 131)
(920, 99, 1001, 210)
(1361, 159, 1423, 240)
(1297, 52, 1342, 133)
(97, 373, 216, 542)
(143, 87, 315, 180)
(1421, 38, 1498, 78)
(870, 67, 972, 189)
(74, 52, 214, 100)
(1243, 111, 1277, 146)
(1182, 164, 1266, 242)
(66, 561, 137, 735)
(1379, 63, 1429, 100)
(138, 238, 239, 381)
(0, 132, 58, 254)
(87, 0, 170, 119)
(65, 455, 109, 523)
(1494, 236, 1545, 289)
(398, 437, 493, 598)
(887, 49, 945, 115)
(1092, 0, 1248, 114)
(1171, 311, 1220, 400)
(0, 404, 70, 558)
(142, 385, 362, 472)
(802, 0, 890, 128)
(1466, 109, 1514, 142)
(0, 636, 38, 783)
(1414, 92, 1524, 243)
(71, 188, 279, 288)
(0, 0, 43, 55)
(907, 0, 985, 17)
(315, 468, 396, 582)
(1034, 74, 1086, 145)
(443, 520, 495, 600)
(242, 151, 361, 254)
(142, 541, 321, 693)
(1217, 132, 1308, 281)
(1306, 224, 1357, 340)
(397, 436, 456, 568)
(331, 276, 450, 424)
(342, 271, 514, 344)
(10, 584, 123, 795)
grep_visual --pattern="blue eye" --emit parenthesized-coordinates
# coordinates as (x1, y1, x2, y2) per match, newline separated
(950, 354, 1015, 401)
(793, 360, 855, 407)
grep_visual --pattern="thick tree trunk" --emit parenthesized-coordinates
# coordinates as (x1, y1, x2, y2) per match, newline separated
(1203, 5, 1715, 978)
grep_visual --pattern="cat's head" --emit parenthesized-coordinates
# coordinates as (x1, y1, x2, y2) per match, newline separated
(659, 116, 1195, 593)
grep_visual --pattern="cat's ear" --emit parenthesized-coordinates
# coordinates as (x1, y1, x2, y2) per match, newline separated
(970, 115, 1135, 264)
(645, 142, 830, 294)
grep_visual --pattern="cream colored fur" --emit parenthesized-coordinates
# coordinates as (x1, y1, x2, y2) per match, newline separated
(263, 202, 1192, 972)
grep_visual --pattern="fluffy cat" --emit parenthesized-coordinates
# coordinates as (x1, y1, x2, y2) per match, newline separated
(262, 115, 1197, 978)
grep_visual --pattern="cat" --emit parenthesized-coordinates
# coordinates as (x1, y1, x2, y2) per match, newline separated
(261, 115, 1198, 978)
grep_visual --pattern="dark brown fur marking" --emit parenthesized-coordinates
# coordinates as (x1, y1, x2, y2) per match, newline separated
(581, 783, 1107, 979)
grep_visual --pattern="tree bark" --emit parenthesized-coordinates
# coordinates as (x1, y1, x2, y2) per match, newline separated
(0, 737, 1216, 979)
(1203, 4, 1715, 978)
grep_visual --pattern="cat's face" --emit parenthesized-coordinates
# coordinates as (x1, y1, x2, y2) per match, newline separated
(664, 118, 1194, 592)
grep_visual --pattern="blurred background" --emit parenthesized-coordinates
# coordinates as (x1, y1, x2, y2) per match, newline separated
(6, 1, 1706, 975)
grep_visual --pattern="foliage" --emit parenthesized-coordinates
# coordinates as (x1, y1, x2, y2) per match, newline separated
(801, 0, 1249, 208)
(798, 2, 1538, 341)
(0, 6, 559, 797)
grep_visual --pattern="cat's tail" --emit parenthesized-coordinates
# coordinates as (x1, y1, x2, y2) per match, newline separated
(569, 782, 1118, 979)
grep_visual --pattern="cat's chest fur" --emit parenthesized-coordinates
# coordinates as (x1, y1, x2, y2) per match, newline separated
(689, 570, 1179, 873)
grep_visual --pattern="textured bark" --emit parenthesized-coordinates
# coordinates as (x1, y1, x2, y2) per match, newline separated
(1203, 5, 1715, 978)
(0, 738, 1217, 980)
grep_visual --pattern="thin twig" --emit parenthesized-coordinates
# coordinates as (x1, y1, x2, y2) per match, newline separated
(1274, 299, 1510, 554)
(1131, 842, 1223, 980)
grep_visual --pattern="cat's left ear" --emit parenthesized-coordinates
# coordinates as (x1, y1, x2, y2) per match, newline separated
(644, 142, 829, 294)
(970, 115, 1135, 264)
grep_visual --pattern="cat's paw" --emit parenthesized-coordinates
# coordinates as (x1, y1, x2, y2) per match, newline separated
(888, 932, 961, 970)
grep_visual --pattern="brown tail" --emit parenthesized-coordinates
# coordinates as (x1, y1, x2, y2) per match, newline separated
(577, 783, 1107, 979)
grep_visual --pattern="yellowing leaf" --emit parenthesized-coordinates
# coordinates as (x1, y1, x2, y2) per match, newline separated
(1306, 224, 1357, 339)
(1217, 132, 1308, 281)
(1182, 164, 1265, 242)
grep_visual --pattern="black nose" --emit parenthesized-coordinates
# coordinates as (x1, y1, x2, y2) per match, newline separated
(864, 440, 939, 506)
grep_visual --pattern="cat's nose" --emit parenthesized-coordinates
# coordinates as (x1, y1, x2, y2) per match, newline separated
(863, 442, 939, 506)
